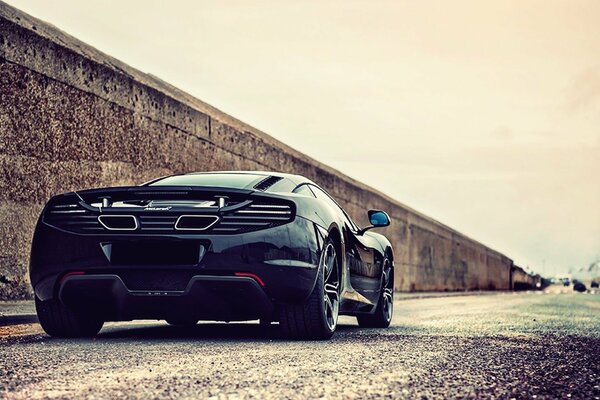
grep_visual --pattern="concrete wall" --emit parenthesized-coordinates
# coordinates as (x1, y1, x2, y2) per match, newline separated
(0, 1, 514, 299)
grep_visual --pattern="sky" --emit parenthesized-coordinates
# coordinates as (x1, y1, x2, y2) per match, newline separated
(7, 0, 600, 277)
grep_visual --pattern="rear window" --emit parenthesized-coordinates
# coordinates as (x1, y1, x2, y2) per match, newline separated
(148, 173, 266, 189)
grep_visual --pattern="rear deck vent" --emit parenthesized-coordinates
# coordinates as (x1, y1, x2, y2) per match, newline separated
(253, 176, 283, 191)
(174, 215, 219, 231)
(44, 201, 103, 233)
(98, 215, 138, 231)
(213, 202, 294, 233)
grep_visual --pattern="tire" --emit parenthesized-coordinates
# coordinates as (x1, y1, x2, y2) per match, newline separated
(166, 318, 198, 327)
(279, 238, 340, 340)
(35, 296, 104, 338)
(357, 256, 393, 328)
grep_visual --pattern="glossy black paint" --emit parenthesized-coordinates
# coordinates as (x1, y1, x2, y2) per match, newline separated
(29, 171, 394, 322)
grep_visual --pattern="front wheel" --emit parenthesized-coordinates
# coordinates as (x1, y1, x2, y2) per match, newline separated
(279, 239, 340, 340)
(35, 296, 104, 338)
(357, 256, 393, 328)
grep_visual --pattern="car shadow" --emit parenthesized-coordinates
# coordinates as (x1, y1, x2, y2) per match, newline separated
(3, 321, 422, 345)
(95, 321, 371, 342)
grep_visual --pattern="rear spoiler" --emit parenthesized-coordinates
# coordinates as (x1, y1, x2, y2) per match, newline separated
(45, 185, 295, 214)
(74, 185, 255, 204)
(62, 186, 260, 212)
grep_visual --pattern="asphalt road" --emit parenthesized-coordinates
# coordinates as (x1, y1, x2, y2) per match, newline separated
(1, 292, 598, 399)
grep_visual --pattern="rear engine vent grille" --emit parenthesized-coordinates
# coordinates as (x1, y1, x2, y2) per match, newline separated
(214, 202, 293, 234)
(253, 176, 283, 191)
(44, 202, 103, 233)
(44, 198, 294, 235)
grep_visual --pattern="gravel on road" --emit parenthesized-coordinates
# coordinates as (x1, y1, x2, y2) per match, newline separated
(1, 292, 598, 399)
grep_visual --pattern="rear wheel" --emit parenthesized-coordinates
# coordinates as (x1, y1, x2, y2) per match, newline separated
(357, 256, 393, 328)
(35, 296, 104, 338)
(279, 239, 340, 340)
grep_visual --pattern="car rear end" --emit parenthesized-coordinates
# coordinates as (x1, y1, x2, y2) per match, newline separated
(30, 185, 321, 326)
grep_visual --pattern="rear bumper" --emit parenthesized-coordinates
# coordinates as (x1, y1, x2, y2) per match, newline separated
(30, 216, 325, 309)
(59, 274, 272, 322)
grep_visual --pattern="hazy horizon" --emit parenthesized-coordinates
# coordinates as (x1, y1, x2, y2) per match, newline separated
(7, 0, 600, 277)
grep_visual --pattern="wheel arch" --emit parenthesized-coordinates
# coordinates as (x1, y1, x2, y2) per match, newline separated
(326, 224, 345, 269)
(384, 246, 395, 292)
(327, 225, 343, 254)
(326, 224, 346, 293)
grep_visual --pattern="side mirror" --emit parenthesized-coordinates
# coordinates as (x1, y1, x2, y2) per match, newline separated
(369, 210, 390, 227)
(358, 210, 391, 235)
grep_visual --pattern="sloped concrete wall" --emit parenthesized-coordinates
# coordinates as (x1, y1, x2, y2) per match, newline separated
(0, 1, 513, 299)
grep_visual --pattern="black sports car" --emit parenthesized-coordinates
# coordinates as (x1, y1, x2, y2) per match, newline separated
(30, 171, 394, 339)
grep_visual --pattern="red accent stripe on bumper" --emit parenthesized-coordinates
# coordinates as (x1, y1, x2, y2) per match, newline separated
(234, 272, 265, 287)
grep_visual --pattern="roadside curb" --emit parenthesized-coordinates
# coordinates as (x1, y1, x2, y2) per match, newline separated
(0, 300, 37, 327)
(395, 290, 509, 301)
(0, 314, 38, 327)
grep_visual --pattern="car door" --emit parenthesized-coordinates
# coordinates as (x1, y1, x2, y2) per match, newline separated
(308, 185, 381, 307)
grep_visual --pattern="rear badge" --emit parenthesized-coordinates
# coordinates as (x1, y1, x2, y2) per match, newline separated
(145, 206, 172, 211)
